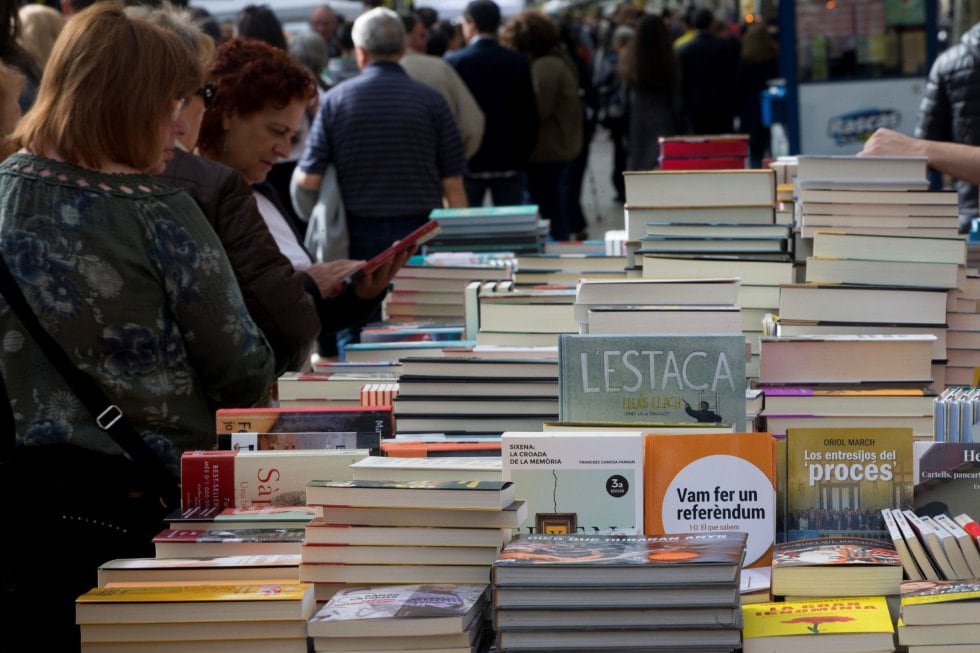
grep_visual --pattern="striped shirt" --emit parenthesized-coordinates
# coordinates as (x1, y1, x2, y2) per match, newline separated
(299, 61, 466, 220)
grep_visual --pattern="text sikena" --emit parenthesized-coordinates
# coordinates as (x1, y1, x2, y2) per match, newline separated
(578, 349, 735, 392)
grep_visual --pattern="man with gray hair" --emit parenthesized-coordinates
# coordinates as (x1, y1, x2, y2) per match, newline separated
(296, 7, 466, 261)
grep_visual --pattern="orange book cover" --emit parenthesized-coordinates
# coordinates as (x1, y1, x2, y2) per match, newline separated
(644, 432, 777, 569)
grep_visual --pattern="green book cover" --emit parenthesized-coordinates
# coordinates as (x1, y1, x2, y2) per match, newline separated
(558, 334, 746, 431)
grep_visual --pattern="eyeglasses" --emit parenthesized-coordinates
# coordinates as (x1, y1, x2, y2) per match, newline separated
(171, 98, 187, 122)
(195, 82, 217, 108)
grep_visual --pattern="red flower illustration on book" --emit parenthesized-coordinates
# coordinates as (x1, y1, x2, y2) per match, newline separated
(782, 615, 855, 634)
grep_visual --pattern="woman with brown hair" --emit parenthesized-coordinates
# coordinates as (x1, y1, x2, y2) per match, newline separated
(196, 38, 398, 359)
(1, 5, 275, 649)
(501, 9, 582, 241)
(617, 13, 681, 171)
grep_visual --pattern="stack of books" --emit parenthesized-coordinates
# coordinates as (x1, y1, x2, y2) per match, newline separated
(75, 582, 315, 652)
(307, 584, 489, 653)
(301, 479, 524, 603)
(945, 273, 980, 386)
(898, 578, 980, 650)
(384, 260, 512, 324)
(741, 595, 895, 653)
(757, 335, 936, 436)
(276, 370, 400, 408)
(511, 252, 629, 287)
(426, 205, 546, 254)
(572, 277, 743, 336)
(490, 532, 747, 652)
(794, 155, 958, 239)
(805, 230, 967, 291)
(627, 171, 785, 268)
(657, 134, 749, 170)
(473, 284, 578, 348)
(773, 282, 950, 394)
(393, 351, 559, 435)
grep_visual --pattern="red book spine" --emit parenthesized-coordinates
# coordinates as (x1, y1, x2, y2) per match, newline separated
(180, 450, 238, 511)
(961, 518, 980, 541)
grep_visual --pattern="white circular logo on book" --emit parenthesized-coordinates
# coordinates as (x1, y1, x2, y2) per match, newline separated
(660, 454, 775, 567)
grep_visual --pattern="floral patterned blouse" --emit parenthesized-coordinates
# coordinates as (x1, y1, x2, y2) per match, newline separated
(0, 153, 275, 475)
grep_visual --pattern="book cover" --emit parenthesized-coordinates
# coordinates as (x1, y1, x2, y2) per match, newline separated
(784, 427, 914, 541)
(900, 578, 980, 625)
(914, 442, 980, 518)
(214, 406, 394, 439)
(558, 333, 746, 431)
(771, 536, 903, 597)
(742, 596, 894, 653)
(773, 536, 902, 568)
(180, 449, 369, 511)
(75, 583, 315, 624)
(501, 431, 644, 536)
(307, 584, 487, 638)
(643, 432, 777, 569)
(491, 532, 747, 587)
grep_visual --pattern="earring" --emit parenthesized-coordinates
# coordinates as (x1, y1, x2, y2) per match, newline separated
(222, 138, 229, 155)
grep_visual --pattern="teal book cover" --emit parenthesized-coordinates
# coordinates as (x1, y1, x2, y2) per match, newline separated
(558, 334, 746, 431)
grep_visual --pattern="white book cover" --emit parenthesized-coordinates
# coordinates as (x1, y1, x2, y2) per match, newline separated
(501, 431, 644, 536)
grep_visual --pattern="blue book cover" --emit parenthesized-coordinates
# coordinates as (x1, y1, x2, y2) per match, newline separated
(558, 334, 746, 431)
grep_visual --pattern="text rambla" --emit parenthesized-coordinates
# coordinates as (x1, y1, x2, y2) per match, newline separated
(578, 350, 735, 392)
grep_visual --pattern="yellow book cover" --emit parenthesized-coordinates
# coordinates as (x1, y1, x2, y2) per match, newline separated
(742, 596, 893, 645)
(76, 582, 312, 604)
(644, 432, 777, 569)
(784, 427, 914, 542)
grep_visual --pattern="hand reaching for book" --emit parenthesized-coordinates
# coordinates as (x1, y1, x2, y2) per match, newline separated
(306, 260, 365, 299)
(352, 244, 416, 300)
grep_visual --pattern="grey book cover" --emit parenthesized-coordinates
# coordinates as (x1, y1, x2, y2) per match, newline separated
(558, 334, 746, 431)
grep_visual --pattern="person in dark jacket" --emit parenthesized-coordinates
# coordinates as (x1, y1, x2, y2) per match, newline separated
(735, 23, 779, 168)
(676, 8, 737, 135)
(916, 21, 980, 230)
(446, 0, 539, 207)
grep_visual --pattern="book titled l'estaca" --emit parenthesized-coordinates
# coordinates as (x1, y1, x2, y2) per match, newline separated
(558, 333, 746, 431)
(492, 532, 747, 587)
(307, 584, 488, 638)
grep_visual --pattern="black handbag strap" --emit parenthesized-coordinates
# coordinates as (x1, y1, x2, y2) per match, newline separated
(0, 253, 177, 504)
